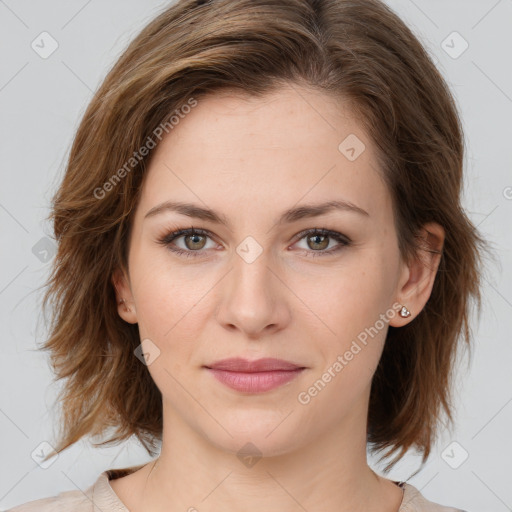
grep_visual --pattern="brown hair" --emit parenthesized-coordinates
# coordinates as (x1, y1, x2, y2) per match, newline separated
(40, 0, 492, 472)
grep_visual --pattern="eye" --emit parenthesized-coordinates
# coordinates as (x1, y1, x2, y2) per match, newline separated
(157, 227, 351, 258)
(291, 228, 351, 258)
(157, 227, 218, 258)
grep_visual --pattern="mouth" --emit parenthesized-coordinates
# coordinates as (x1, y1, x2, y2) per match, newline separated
(203, 357, 307, 393)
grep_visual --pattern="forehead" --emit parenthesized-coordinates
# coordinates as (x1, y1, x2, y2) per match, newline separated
(169, 85, 365, 153)
(138, 85, 390, 226)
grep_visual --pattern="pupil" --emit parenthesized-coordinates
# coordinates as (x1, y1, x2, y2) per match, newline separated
(310, 234, 328, 250)
(187, 234, 204, 249)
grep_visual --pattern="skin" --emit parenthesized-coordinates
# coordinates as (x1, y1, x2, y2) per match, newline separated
(111, 83, 444, 512)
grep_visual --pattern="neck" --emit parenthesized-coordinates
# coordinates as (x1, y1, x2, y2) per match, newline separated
(136, 398, 403, 512)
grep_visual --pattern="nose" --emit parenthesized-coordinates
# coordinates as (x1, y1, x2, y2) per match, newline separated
(214, 248, 291, 339)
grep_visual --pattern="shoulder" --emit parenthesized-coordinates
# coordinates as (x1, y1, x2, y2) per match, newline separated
(7, 471, 101, 512)
(6, 465, 145, 512)
(6, 487, 93, 512)
(400, 482, 468, 512)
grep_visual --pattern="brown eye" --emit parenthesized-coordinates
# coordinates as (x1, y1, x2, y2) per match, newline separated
(293, 228, 351, 258)
(184, 233, 207, 250)
(157, 227, 215, 258)
(306, 233, 330, 251)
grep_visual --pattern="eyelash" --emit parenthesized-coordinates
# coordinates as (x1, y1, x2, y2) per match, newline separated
(157, 227, 351, 259)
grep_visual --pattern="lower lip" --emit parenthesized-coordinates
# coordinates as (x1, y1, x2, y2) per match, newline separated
(206, 368, 305, 393)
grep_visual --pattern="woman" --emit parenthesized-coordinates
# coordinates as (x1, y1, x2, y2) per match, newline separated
(10, 0, 488, 510)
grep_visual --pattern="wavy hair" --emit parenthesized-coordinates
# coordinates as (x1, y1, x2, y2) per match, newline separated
(39, 0, 492, 472)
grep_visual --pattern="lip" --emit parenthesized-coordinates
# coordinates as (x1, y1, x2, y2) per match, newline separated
(204, 358, 306, 393)
(206, 357, 304, 372)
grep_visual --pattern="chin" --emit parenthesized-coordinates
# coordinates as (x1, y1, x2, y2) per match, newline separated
(200, 411, 306, 460)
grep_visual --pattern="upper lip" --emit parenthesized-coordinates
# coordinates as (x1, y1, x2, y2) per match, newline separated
(205, 357, 305, 372)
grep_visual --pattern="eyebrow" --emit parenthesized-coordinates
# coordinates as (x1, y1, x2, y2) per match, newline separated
(144, 199, 369, 227)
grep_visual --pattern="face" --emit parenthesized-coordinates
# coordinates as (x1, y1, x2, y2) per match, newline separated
(113, 84, 434, 458)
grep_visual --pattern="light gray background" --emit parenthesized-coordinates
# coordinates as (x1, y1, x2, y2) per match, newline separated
(1, 0, 511, 510)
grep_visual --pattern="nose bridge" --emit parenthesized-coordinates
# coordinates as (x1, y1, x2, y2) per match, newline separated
(215, 242, 287, 337)
(233, 246, 272, 294)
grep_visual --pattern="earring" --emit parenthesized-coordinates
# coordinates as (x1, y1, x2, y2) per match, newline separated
(399, 305, 411, 318)
(118, 298, 131, 312)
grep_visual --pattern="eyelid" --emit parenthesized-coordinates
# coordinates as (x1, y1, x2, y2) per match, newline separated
(157, 226, 351, 258)
(291, 227, 351, 245)
(157, 227, 220, 252)
(290, 228, 351, 257)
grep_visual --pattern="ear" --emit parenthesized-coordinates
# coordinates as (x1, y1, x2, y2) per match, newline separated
(389, 222, 445, 327)
(111, 267, 138, 324)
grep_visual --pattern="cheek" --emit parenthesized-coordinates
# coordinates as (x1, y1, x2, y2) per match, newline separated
(296, 259, 394, 414)
(132, 271, 207, 395)
(295, 254, 395, 344)
(129, 250, 216, 358)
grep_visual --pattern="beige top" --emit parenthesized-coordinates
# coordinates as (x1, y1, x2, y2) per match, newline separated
(8, 465, 467, 511)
